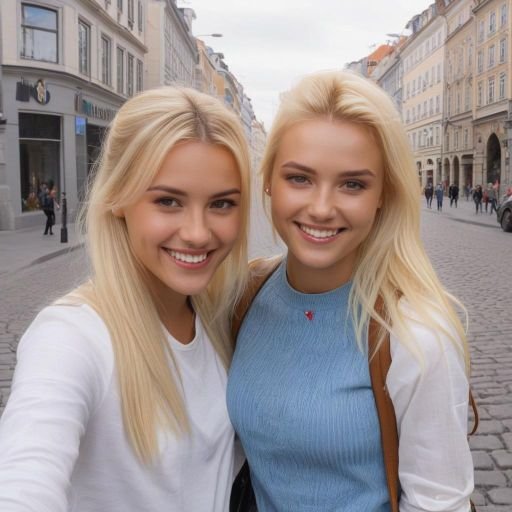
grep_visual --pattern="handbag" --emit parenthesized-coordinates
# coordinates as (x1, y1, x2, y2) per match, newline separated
(229, 258, 479, 512)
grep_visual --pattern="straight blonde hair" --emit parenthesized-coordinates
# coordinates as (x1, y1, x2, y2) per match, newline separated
(260, 70, 469, 372)
(63, 87, 250, 462)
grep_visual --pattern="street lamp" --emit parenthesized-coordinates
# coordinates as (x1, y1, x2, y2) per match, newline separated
(195, 33, 223, 38)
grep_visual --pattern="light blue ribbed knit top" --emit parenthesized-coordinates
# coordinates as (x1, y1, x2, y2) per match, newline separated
(227, 261, 389, 512)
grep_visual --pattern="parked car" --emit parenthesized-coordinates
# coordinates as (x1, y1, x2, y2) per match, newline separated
(497, 195, 512, 232)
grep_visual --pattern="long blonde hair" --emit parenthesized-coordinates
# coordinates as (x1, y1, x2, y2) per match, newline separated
(64, 87, 250, 462)
(260, 70, 469, 372)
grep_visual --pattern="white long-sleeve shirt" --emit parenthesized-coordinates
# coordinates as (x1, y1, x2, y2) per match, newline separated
(0, 304, 235, 512)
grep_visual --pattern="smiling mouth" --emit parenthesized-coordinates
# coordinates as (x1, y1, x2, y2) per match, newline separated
(165, 249, 209, 264)
(297, 223, 345, 240)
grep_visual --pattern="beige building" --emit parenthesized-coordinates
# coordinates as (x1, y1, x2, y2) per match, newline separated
(443, 0, 475, 189)
(401, 3, 447, 188)
(195, 38, 217, 96)
(0, 0, 147, 229)
(472, 0, 511, 190)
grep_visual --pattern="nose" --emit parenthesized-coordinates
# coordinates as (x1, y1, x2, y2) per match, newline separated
(307, 186, 336, 221)
(179, 209, 212, 247)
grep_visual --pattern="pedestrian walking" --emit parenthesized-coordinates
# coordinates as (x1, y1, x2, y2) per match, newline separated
(483, 187, 489, 212)
(227, 71, 474, 512)
(487, 183, 498, 215)
(424, 182, 433, 208)
(0, 87, 251, 512)
(449, 183, 459, 208)
(435, 183, 444, 211)
(473, 184, 483, 214)
(38, 182, 53, 234)
(465, 184, 471, 201)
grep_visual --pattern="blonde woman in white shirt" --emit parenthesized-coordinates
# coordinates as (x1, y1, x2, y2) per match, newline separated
(0, 87, 250, 512)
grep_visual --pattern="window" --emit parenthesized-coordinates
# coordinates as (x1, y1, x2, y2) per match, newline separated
(499, 73, 506, 99)
(446, 133, 450, 152)
(406, 109, 410, 124)
(479, 20, 485, 42)
(468, 39, 473, 66)
(128, 0, 134, 28)
(138, 1, 143, 32)
(464, 129, 469, 148)
(406, 82, 410, 99)
(412, 79, 416, 96)
(437, 63, 441, 83)
(436, 95, 440, 113)
(136, 58, 143, 92)
(429, 97, 433, 116)
(437, 31, 441, 47)
(501, 4, 508, 26)
(478, 50, 483, 73)
(127, 53, 134, 97)
(488, 76, 495, 103)
(489, 45, 495, 68)
(447, 92, 452, 116)
(465, 82, 471, 110)
(117, 46, 124, 94)
(490, 11, 496, 34)
(101, 35, 111, 85)
(21, 4, 58, 62)
(117, 0, 123, 12)
(477, 81, 483, 106)
(78, 20, 90, 76)
(412, 132, 417, 149)
(423, 101, 427, 118)
(431, 65, 435, 85)
(456, 91, 461, 113)
(500, 38, 506, 62)
(454, 131, 459, 150)
(436, 127, 440, 145)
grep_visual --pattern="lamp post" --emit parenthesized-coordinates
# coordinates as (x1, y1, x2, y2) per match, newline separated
(195, 33, 223, 38)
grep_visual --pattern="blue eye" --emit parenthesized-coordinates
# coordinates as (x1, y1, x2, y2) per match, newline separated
(287, 175, 309, 184)
(157, 197, 180, 207)
(344, 181, 365, 190)
(211, 199, 236, 210)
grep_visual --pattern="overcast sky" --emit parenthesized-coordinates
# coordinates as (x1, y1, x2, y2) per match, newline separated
(182, 0, 433, 129)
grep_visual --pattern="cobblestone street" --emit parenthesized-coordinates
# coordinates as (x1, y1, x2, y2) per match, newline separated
(0, 197, 511, 508)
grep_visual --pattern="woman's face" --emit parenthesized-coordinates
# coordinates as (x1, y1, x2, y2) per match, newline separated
(117, 141, 242, 303)
(268, 118, 384, 293)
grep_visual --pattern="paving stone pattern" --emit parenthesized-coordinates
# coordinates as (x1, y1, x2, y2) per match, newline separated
(0, 200, 511, 508)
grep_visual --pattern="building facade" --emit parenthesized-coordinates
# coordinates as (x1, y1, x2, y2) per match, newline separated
(0, 0, 147, 230)
(145, 0, 196, 89)
(401, 3, 447, 188)
(443, 0, 475, 189)
(472, 0, 511, 191)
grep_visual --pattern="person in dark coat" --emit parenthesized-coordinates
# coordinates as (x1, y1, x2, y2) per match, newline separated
(449, 184, 459, 208)
(473, 185, 483, 214)
(424, 183, 433, 208)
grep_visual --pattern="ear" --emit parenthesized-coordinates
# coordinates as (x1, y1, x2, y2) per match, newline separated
(111, 206, 125, 218)
(264, 185, 271, 196)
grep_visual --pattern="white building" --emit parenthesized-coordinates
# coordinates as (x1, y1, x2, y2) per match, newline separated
(0, 0, 147, 230)
(145, 0, 197, 88)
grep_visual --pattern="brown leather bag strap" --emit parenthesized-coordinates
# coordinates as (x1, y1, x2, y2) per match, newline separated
(368, 302, 400, 512)
(368, 297, 479, 512)
(231, 257, 282, 341)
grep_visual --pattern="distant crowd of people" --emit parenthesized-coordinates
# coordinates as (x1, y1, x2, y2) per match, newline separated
(423, 181, 512, 214)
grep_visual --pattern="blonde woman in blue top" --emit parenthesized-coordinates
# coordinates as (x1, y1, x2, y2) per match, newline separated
(227, 71, 474, 511)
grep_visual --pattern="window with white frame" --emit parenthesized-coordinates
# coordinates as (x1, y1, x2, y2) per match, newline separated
(431, 65, 435, 85)
(479, 20, 485, 42)
(423, 100, 427, 118)
(127, 53, 134, 96)
(136, 58, 143, 92)
(501, 4, 507, 26)
(490, 11, 496, 34)
(138, 1, 143, 33)
(489, 45, 495, 67)
(117, 46, 124, 94)
(429, 97, 433, 116)
(436, 95, 440, 113)
(499, 72, 506, 99)
(101, 34, 111, 85)
(488, 76, 495, 103)
(128, 0, 134, 28)
(78, 20, 90, 76)
(437, 63, 441, 83)
(500, 38, 506, 62)
(21, 4, 58, 62)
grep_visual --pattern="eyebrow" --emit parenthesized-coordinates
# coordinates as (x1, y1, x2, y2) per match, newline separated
(146, 185, 241, 198)
(281, 161, 376, 178)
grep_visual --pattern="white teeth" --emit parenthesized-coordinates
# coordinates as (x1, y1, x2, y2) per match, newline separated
(299, 225, 339, 239)
(169, 250, 208, 263)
